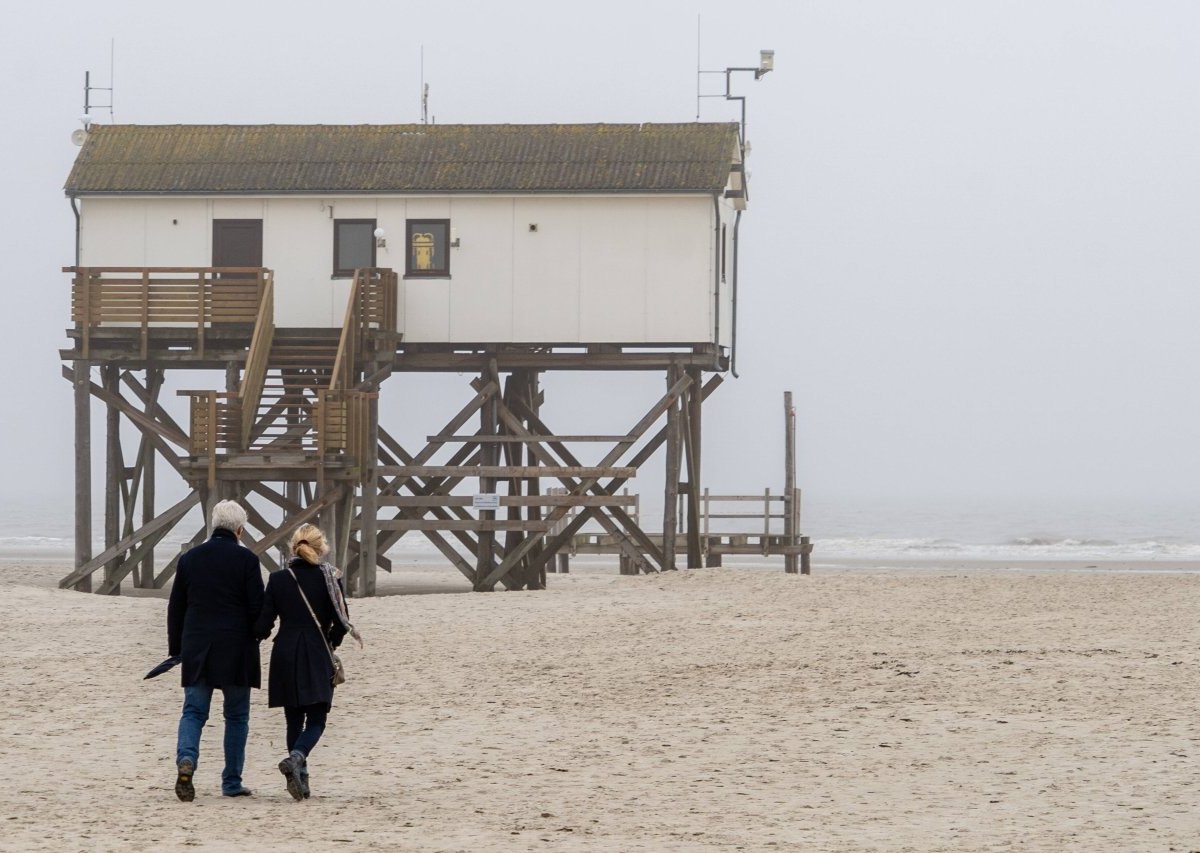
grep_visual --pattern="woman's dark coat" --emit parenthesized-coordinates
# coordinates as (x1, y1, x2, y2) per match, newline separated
(167, 527, 264, 688)
(254, 559, 348, 709)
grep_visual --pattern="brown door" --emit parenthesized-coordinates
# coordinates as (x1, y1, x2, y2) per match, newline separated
(212, 219, 263, 273)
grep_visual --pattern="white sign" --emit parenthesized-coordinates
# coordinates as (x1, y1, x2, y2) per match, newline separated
(472, 493, 501, 511)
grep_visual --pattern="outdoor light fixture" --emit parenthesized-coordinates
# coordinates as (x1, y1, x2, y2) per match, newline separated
(374, 227, 387, 249)
(757, 50, 774, 78)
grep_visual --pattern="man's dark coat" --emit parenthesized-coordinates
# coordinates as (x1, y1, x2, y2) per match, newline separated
(255, 558, 348, 709)
(167, 528, 264, 688)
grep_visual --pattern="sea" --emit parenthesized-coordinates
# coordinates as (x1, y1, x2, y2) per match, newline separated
(4, 493, 1199, 566)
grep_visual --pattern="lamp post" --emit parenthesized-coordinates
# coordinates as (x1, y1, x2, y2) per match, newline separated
(698, 49, 775, 159)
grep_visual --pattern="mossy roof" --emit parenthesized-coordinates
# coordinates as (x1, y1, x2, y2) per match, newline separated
(65, 123, 740, 195)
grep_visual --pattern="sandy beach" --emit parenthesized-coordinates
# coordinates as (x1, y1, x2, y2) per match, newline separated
(2, 559, 1199, 851)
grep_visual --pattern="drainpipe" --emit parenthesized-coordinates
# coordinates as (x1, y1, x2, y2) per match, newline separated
(731, 208, 742, 378)
(70, 195, 81, 266)
(712, 194, 721, 354)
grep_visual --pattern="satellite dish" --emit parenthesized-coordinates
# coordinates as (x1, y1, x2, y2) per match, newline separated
(71, 128, 88, 146)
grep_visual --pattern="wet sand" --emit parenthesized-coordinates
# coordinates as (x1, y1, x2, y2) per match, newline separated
(2, 559, 1199, 850)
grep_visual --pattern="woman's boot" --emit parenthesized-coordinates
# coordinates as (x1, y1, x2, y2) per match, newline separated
(278, 750, 306, 801)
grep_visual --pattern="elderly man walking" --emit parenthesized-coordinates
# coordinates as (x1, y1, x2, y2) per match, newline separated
(167, 499, 264, 800)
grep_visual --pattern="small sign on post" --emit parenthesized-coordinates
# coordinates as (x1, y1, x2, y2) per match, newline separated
(472, 493, 500, 511)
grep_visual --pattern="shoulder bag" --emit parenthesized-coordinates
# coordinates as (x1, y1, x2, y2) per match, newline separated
(285, 566, 346, 686)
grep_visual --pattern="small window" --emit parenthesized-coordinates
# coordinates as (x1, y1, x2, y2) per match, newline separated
(333, 219, 376, 278)
(406, 219, 450, 278)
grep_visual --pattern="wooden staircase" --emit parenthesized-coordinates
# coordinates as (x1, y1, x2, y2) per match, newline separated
(185, 268, 398, 486)
(243, 331, 340, 452)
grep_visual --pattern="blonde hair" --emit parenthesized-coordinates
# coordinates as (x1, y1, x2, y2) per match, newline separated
(289, 523, 329, 565)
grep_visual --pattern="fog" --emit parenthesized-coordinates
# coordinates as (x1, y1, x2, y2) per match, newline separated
(4, 1, 1199, 536)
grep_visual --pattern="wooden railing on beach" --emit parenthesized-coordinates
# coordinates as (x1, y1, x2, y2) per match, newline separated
(67, 266, 271, 358)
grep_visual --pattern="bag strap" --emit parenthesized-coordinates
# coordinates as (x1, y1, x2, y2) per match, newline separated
(285, 566, 339, 668)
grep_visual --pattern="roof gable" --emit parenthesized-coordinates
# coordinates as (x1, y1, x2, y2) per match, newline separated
(64, 123, 740, 195)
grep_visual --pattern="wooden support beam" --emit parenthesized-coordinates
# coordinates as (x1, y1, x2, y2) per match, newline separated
(59, 491, 201, 589)
(684, 366, 703, 568)
(427, 435, 632, 443)
(153, 525, 208, 589)
(475, 361, 499, 590)
(500, 397, 666, 570)
(359, 391, 379, 597)
(369, 520, 554, 532)
(479, 371, 695, 588)
(526, 374, 723, 578)
(62, 364, 190, 450)
(72, 361, 92, 592)
(783, 390, 799, 574)
(662, 364, 681, 571)
(377, 465, 639, 479)
(371, 495, 639, 508)
(249, 484, 344, 558)
(103, 365, 122, 594)
(138, 369, 161, 587)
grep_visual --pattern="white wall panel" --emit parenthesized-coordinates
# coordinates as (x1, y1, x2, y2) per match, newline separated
(644, 198, 712, 342)
(579, 199, 647, 341)
(512, 198, 580, 342)
(79, 193, 720, 343)
(447, 198, 515, 342)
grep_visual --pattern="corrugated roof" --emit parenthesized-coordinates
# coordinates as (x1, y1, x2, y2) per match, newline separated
(64, 123, 740, 195)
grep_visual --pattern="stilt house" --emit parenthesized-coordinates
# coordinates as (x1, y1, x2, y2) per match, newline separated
(61, 122, 753, 595)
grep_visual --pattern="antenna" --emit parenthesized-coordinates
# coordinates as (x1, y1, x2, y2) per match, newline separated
(81, 39, 116, 127)
(420, 46, 429, 124)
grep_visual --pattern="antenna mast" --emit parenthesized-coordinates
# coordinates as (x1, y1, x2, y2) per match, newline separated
(82, 39, 116, 123)
(420, 46, 429, 124)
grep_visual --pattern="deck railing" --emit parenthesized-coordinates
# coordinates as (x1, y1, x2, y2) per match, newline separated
(67, 266, 272, 358)
(183, 267, 390, 480)
(238, 278, 275, 449)
(330, 267, 398, 392)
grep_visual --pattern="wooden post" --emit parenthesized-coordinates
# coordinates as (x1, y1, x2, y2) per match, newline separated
(784, 390, 798, 573)
(662, 364, 680, 570)
(73, 361, 93, 592)
(475, 363, 499, 590)
(685, 366, 703, 568)
(103, 365, 122, 594)
(359, 391, 379, 597)
(800, 534, 812, 575)
(138, 369, 160, 588)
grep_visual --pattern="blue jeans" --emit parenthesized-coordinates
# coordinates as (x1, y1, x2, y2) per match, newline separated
(176, 681, 251, 795)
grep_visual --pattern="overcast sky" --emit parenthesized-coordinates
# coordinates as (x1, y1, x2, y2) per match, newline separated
(3, 1, 1199, 526)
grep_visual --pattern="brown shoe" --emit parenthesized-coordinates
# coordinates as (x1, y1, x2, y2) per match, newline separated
(175, 758, 195, 802)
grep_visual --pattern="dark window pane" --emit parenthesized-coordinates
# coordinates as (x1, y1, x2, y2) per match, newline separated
(334, 220, 376, 276)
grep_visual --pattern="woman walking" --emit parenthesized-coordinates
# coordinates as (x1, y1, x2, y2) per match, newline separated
(254, 524, 361, 800)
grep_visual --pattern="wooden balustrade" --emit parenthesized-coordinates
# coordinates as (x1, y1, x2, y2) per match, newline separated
(238, 278, 275, 449)
(67, 266, 271, 358)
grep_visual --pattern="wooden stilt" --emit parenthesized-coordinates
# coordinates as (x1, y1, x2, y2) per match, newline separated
(103, 365, 122, 594)
(359, 391, 379, 597)
(475, 362, 499, 590)
(138, 369, 161, 587)
(684, 366, 703, 568)
(662, 364, 681, 571)
(783, 391, 798, 574)
(73, 361, 92, 593)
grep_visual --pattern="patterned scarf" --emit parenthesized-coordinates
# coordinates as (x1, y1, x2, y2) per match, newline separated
(319, 561, 364, 648)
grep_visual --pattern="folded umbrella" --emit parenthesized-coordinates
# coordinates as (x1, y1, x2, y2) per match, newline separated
(144, 656, 181, 680)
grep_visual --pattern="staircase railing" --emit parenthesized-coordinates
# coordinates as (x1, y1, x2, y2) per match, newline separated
(239, 277, 275, 449)
(67, 266, 270, 358)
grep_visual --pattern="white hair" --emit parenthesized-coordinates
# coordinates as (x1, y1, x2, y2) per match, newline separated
(210, 500, 248, 534)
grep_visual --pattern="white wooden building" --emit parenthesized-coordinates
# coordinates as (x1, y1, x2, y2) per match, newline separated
(65, 123, 745, 347)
